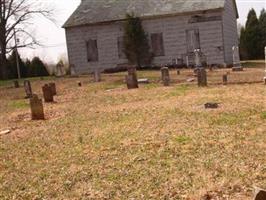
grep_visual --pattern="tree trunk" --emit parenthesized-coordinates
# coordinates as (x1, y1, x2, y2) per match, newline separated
(0, 23, 8, 80)
(0, 52, 8, 80)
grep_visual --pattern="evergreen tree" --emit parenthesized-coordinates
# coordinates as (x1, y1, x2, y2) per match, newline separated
(244, 9, 260, 59)
(28, 57, 49, 77)
(259, 9, 266, 58)
(7, 51, 27, 79)
(239, 27, 248, 60)
(123, 13, 152, 68)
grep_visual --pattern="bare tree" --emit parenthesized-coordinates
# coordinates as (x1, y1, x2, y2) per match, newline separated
(0, 0, 53, 79)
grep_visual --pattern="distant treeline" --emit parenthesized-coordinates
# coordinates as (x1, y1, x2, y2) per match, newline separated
(6, 50, 49, 79)
(240, 8, 266, 60)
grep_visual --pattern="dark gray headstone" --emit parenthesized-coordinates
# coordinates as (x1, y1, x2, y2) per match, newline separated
(94, 69, 101, 82)
(49, 82, 57, 95)
(223, 74, 228, 85)
(197, 68, 207, 87)
(24, 80, 32, 98)
(30, 94, 45, 120)
(126, 74, 138, 89)
(161, 67, 170, 86)
(42, 84, 54, 102)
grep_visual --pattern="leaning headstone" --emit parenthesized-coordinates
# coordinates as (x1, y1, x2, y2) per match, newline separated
(30, 94, 45, 120)
(42, 84, 54, 102)
(49, 82, 57, 95)
(254, 187, 266, 200)
(161, 67, 170, 86)
(223, 74, 228, 85)
(197, 68, 207, 87)
(14, 80, 19, 88)
(24, 80, 33, 98)
(94, 69, 101, 82)
(232, 46, 243, 71)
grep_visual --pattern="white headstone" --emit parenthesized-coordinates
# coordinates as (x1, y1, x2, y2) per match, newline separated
(232, 46, 243, 71)
(194, 49, 202, 67)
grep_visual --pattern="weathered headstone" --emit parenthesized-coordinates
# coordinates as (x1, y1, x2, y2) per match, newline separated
(126, 74, 139, 89)
(42, 84, 54, 102)
(254, 187, 266, 200)
(232, 46, 243, 71)
(223, 74, 228, 85)
(161, 67, 170, 86)
(70, 64, 77, 76)
(14, 80, 19, 88)
(194, 49, 202, 68)
(56, 61, 65, 77)
(30, 94, 45, 120)
(94, 69, 101, 82)
(197, 68, 207, 87)
(24, 80, 32, 98)
(177, 70, 180, 75)
(49, 82, 57, 95)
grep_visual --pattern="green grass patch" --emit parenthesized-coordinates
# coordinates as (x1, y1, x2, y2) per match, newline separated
(167, 84, 190, 97)
(174, 135, 192, 144)
(261, 111, 266, 119)
(8, 100, 28, 109)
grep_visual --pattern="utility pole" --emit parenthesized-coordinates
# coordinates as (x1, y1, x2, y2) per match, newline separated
(14, 29, 21, 79)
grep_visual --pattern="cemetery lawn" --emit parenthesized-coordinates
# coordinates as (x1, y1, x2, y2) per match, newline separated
(0, 67, 265, 199)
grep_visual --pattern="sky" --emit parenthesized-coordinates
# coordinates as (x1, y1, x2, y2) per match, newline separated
(19, 0, 266, 64)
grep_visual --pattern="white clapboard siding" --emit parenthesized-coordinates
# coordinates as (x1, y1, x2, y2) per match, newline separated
(66, 10, 230, 74)
(222, 0, 239, 64)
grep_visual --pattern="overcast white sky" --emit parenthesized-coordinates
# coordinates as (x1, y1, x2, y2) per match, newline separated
(19, 0, 266, 63)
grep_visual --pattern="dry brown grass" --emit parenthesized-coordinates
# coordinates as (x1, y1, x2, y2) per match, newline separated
(0, 67, 265, 199)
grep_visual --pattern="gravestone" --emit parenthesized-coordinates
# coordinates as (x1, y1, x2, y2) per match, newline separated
(161, 67, 170, 86)
(30, 94, 45, 120)
(49, 82, 57, 95)
(126, 66, 138, 89)
(194, 49, 202, 68)
(197, 68, 207, 87)
(70, 64, 77, 76)
(78, 81, 82, 87)
(56, 62, 65, 77)
(126, 74, 139, 89)
(42, 84, 54, 102)
(232, 46, 243, 71)
(24, 80, 32, 98)
(177, 70, 180, 75)
(14, 80, 19, 88)
(94, 69, 101, 82)
(254, 187, 266, 200)
(223, 74, 228, 85)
